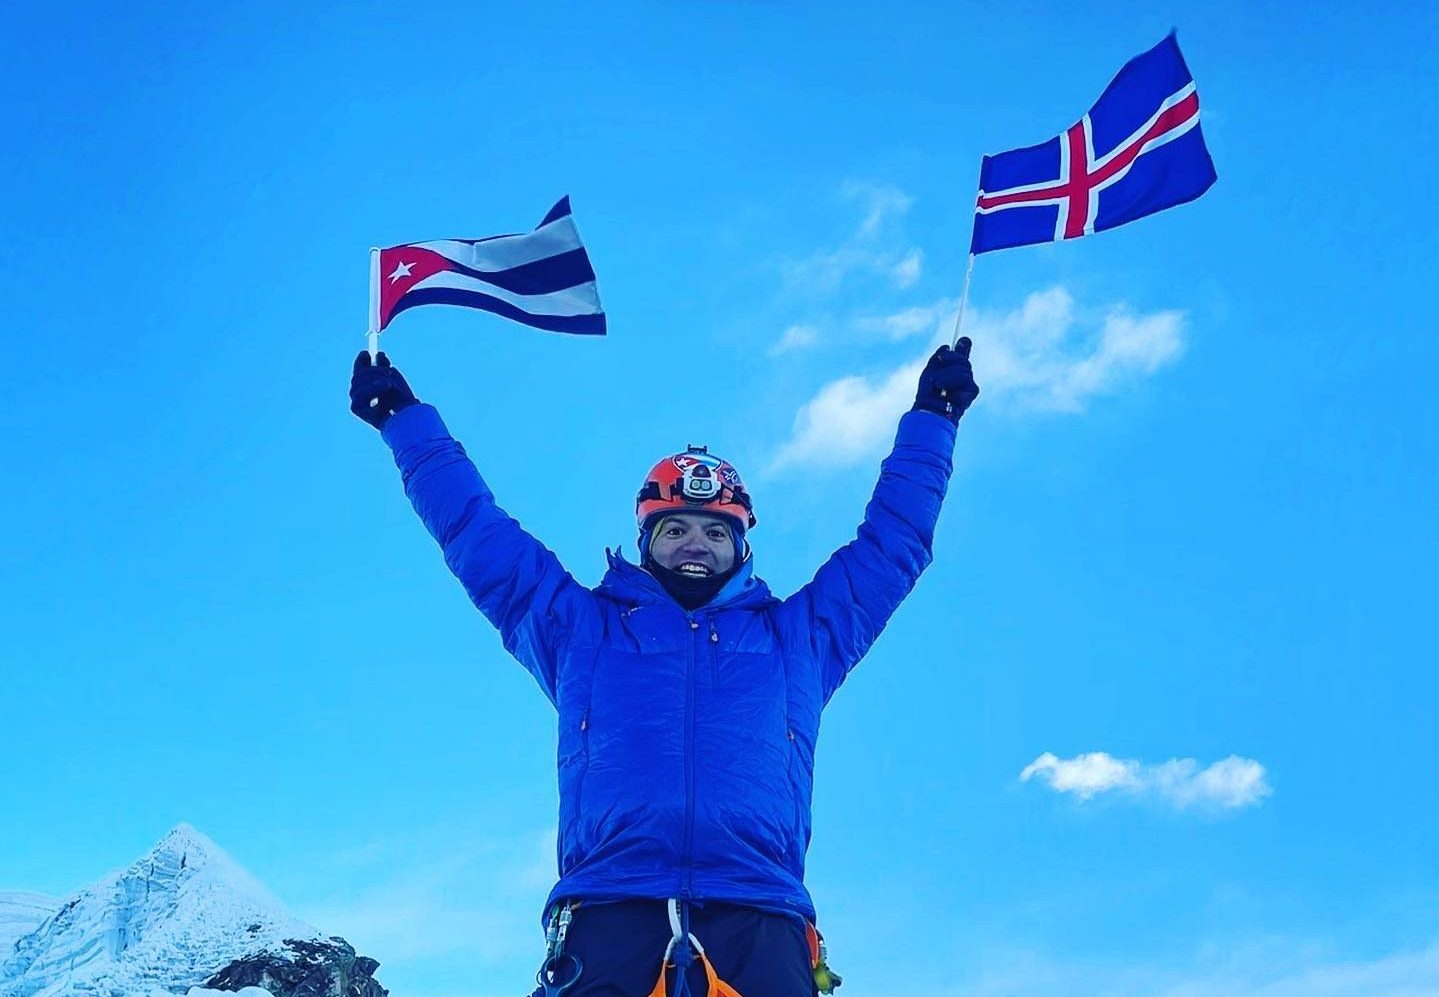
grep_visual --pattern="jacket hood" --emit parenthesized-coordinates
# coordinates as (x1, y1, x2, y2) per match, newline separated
(599, 548, 778, 612)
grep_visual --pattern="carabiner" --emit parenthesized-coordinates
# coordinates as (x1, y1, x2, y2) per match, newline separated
(537, 952, 583, 997)
(536, 901, 582, 997)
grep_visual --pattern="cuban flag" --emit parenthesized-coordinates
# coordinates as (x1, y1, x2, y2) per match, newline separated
(971, 33, 1217, 255)
(376, 197, 606, 334)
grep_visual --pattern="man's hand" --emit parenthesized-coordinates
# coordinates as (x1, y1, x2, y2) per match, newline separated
(912, 337, 979, 424)
(349, 350, 418, 431)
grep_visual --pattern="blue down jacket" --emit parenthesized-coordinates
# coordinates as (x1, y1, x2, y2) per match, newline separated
(382, 404, 956, 922)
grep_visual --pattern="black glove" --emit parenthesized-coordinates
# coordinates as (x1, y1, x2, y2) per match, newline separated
(912, 337, 979, 424)
(350, 350, 418, 431)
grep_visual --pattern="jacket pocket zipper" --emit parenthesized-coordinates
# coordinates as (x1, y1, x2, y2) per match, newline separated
(709, 621, 720, 686)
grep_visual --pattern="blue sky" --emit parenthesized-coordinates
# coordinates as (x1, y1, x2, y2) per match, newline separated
(3, 3, 1437, 995)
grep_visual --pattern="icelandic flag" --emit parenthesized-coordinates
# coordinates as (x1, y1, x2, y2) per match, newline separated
(377, 197, 606, 334)
(970, 33, 1217, 255)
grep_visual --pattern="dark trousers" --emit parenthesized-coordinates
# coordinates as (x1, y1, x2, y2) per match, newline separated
(539, 899, 816, 997)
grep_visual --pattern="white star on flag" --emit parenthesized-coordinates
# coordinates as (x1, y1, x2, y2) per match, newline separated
(387, 261, 414, 284)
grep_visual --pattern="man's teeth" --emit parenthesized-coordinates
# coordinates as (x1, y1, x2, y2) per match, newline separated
(678, 563, 712, 576)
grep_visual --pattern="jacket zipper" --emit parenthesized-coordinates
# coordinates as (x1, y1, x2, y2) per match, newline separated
(682, 615, 699, 899)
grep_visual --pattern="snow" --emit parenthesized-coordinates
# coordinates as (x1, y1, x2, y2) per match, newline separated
(0, 894, 60, 956)
(0, 824, 324, 997)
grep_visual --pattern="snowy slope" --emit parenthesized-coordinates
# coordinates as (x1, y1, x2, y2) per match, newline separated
(0, 824, 324, 997)
(0, 895, 59, 956)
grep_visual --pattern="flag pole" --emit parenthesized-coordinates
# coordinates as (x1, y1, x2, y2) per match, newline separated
(949, 252, 975, 348)
(367, 247, 381, 361)
(950, 170, 983, 348)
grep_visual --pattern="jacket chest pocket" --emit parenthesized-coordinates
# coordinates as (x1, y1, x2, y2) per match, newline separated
(710, 614, 779, 657)
(617, 605, 688, 653)
(706, 650, 791, 754)
(588, 647, 687, 732)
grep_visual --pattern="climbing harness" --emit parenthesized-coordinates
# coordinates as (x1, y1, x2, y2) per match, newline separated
(535, 900, 582, 997)
(537, 897, 842, 997)
(643, 899, 843, 997)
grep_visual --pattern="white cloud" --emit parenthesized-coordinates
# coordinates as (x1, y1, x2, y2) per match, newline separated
(769, 287, 1187, 472)
(1018, 751, 1142, 799)
(769, 323, 820, 356)
(768, 356, 928, 473)
(843, 180, 914, 237)
(783, 245, 874, 293)
(856, 296, 960, 341)
(781, 182, 923, 293)
(973, 286, 1185, 412)
(891, 249, 923, 288)
(1020, 751, 1272, 810)
(1157, 755, 1272, 810)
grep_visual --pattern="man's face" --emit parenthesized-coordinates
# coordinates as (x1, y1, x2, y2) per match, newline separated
(649, 512, 736, 577)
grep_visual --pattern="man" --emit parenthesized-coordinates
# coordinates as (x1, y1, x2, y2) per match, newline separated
(350, 341, 978, 996)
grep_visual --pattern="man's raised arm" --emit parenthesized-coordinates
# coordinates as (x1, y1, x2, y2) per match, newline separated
(778, 340, 979, 705)
(350, 351, 593, 705)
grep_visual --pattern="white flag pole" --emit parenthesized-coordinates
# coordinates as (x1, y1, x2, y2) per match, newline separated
(949, 252, 976, 348)
(367, 247, 381, 361)
(949, 171, 984, 348)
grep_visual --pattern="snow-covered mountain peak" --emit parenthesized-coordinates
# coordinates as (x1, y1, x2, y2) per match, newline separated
(2, 826, 325, 997)
(153, 823, 218, 864)
(140, 823, 285, 912)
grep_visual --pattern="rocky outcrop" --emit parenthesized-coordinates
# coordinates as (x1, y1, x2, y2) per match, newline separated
(205, 937, 388, 997)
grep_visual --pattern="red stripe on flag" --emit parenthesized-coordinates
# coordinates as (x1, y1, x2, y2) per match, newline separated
(1087, 91, 1200, 189)
(1063, 122, 1091, 239)
(378, 246, 456, 330)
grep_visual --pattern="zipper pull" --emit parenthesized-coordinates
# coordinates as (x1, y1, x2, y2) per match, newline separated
(689, 619, 699, 631)
(709, 623, 719, 643)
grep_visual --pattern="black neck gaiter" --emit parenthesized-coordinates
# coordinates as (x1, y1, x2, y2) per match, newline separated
(644, 558, 738, 611)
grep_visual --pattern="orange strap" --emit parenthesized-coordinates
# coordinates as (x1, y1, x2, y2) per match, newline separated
(646, 951, 745, 997)
(646, 899, 749, 997)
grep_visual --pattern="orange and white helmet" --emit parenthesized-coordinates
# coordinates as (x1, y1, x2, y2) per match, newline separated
(636, 445, 756, 539)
